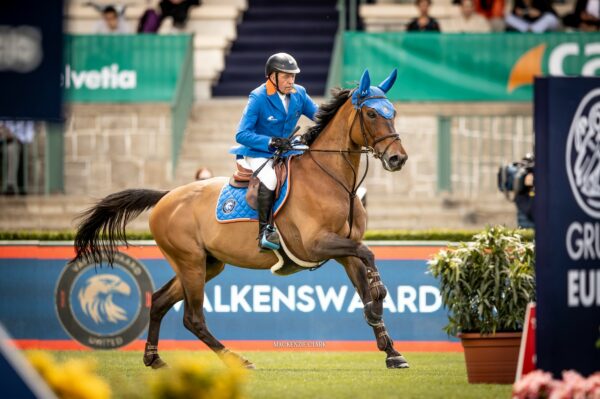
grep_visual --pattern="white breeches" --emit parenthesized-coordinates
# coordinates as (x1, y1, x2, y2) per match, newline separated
(238, 157, 277, 190)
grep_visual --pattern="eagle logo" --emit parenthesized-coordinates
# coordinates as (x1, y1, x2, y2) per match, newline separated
(78, 274, 131, 324)
(566, 88, 600, 218)
(222, 199, 236, 214)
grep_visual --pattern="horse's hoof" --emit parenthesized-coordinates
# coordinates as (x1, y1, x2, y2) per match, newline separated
(386, 355, 409, 369)
(148, 357, 169, 369)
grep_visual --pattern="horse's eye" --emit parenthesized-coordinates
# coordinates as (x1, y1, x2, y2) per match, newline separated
(367, 111, 376, 119)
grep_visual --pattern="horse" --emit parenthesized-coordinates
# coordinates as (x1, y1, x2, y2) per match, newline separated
(71, 69, 409, 369)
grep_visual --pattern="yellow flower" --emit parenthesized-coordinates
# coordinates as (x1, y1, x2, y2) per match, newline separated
(150, 353, 248, 399)
(26, 352, 111, 399)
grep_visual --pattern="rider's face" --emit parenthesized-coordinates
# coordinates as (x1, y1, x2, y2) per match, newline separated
(271, 72, 296, 94)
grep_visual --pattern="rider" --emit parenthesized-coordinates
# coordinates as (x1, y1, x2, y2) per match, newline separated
(230, 53, 319, 251)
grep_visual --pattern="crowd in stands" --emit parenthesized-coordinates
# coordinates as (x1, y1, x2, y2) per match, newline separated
(402, 0, 595, 32)
(87, 0, 200, 34)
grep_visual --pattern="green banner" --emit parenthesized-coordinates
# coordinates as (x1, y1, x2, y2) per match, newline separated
(63, 34, 191, 102)
(343, 32, 600, 101)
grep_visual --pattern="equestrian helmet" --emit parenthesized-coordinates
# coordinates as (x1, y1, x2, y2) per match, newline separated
(265, 53, 300, 77)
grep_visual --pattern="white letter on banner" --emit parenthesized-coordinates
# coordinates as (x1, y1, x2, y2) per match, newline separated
(584, 223, 597, 260)
(214, 286, 230, 312)
(568, 270, 580, 307)
(86, 71, 100, 90)
(252, 285, 271, 312)
(231, 285, 251, 312)
(316, 285, 347, 312)
(583, 44, 600, 76)
(203, 293, 213, 312)
(120, 70, 137, 89)
(419, 286, 442, 313)
(579, 270, 596, 307)
(567, 222, 583, 260)
(346, 292, 363, 313)
(272, 286, 295, 312)
(397, 286, 418, 313)
(549, 43, 579, 76)
(71, 70, 86, 89)
(297, 285, 315, 312)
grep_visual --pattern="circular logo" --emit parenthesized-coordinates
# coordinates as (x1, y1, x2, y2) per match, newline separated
(222, 198, 236, 214)
(55, 252, 154, 349)
(566, 88, 600, 218)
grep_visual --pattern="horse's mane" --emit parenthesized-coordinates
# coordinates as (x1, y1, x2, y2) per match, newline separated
(304, 87, 353, 145)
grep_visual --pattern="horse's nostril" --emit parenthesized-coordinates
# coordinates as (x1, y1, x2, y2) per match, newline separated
(400, 155, 408, 166)
(389, 155, 400, 166)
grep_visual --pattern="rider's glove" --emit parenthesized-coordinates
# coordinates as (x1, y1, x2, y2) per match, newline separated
(269, 137, 293, 152)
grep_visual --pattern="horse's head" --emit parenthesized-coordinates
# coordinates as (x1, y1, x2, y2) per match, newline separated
(350, 69, 408, 171)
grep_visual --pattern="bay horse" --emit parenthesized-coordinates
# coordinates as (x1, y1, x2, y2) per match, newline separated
(71, 69, 409, 369)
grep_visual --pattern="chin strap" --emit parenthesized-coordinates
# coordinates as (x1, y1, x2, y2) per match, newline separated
(269, 73, 286, 95)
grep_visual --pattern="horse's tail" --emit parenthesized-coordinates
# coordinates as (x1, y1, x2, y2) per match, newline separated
(71, 189, 169, 266)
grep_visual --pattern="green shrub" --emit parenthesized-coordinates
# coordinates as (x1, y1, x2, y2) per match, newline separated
(428, 226, 536, 336)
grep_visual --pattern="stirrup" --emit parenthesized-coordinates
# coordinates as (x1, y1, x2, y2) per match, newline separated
(259, 226, 280, 250)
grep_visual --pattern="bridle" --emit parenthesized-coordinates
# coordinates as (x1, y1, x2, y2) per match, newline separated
(306, 94, 401, 238)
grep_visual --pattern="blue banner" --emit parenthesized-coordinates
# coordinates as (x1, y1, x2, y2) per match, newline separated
(0, 246, 455, 348)
(534, 77, 600, 377)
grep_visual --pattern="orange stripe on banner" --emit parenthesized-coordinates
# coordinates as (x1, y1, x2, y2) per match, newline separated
(371, 246, 443, 260)
(0, 246, 164, 260)
(13, 340, 462, 352)
(0, 245, 442, 261)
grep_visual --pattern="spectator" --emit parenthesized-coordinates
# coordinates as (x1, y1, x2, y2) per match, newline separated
(406, 0, 441, 32)
(563, 0, 600, 31)
(195, 167, 213, 181)
(90, 4, 131, 33)
(471, 0, 506, 31)
(444, 0, 492, 32)
(159, 0, 200, 31)
(505, 0, 560, 32)
(0, 121, 35, 196)
(138, 1, 163, 33)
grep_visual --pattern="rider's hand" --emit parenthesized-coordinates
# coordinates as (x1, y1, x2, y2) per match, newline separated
(269, 137, 292, 151)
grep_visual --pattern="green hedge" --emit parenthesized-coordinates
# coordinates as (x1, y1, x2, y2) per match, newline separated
(0, 229, 534, 242)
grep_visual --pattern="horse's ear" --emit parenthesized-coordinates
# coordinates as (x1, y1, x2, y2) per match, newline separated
(378, 68, 397, 93)
(358, 69, 371, 97)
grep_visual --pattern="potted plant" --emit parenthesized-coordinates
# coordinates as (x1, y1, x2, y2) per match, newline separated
(428, 226, 536, 384)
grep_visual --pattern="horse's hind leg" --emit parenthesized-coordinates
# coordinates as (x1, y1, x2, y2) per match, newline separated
(143, 259, 226, 369)
(169, 251, 255, 369)
(337, 255, 409, 369)
(144, 277, 182, 368)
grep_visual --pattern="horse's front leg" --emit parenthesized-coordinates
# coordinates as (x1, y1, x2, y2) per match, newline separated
(310, 234, 409, 369)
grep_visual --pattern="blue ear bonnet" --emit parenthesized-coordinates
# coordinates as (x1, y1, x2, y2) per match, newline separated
(351, 87, 395, 119)
(351, 68, 397, 120)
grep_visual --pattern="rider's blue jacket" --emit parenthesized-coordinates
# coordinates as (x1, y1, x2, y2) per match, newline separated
(230, 79, 319, 158)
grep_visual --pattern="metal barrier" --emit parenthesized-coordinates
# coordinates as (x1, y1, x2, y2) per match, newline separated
(437, 115, 534, 196)
(170, 36, 195, 175)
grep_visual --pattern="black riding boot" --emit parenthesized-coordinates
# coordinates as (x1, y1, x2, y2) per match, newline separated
(257, 182, 280, 251)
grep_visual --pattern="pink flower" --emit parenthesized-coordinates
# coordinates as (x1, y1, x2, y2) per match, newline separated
(514, 370, 600, 399)
(513, 370, 556, 399)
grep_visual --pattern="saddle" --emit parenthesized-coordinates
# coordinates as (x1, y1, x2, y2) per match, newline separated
(229, 161, 287, 210)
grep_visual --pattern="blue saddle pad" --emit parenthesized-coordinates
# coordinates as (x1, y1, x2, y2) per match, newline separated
(216, 177, 289, 223)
